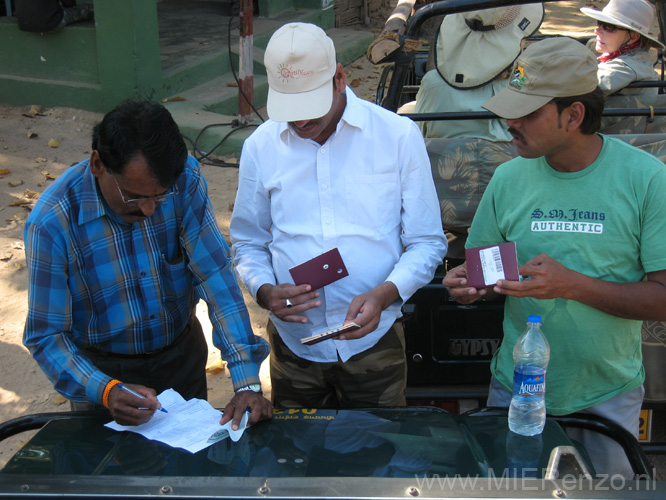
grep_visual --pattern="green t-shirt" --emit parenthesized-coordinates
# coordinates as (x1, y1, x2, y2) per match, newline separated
(466, 135, 666, 415)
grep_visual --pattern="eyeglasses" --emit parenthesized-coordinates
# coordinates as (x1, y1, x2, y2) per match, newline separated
(597, 21, 628, 33)
(109, 171, 178, 208)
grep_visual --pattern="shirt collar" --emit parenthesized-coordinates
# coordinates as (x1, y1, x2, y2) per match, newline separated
(339, 87, 365, 130)
(78, 159, 110, 225)
(277, 87, 366, 144)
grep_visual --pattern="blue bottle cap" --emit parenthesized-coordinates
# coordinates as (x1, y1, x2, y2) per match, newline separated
(527, 315, 542, 323)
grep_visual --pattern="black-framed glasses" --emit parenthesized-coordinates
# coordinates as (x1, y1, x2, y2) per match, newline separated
(597, 21, 628, 33)
(109, 171, 178, 208)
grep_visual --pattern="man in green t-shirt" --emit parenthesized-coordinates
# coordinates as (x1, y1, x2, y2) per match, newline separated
(443, 37, 666, 478)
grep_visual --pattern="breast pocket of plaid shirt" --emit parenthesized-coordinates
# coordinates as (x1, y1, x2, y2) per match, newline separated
(159, 254, 192, 301)
(345, 174, 401, 231)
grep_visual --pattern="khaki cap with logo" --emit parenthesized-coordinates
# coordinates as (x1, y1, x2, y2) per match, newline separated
(483, 37, 599, 120)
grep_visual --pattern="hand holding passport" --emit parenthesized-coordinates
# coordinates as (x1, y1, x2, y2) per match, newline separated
(465, 242, 520, 288)
(289, 248, 355, 346)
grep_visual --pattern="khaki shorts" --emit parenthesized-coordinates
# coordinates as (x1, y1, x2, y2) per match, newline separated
(268, 320, 407, 409)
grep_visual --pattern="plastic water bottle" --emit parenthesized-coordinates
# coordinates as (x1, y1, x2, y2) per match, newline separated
(508, 315, 550, 436)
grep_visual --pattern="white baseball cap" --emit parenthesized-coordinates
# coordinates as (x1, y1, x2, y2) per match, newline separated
(264, 23, 337, 122)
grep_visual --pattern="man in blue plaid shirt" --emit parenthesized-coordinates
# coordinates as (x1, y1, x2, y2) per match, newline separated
(23, 100, 271, 428)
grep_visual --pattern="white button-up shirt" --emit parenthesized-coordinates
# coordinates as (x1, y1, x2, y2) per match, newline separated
(230, 88, 447, 362)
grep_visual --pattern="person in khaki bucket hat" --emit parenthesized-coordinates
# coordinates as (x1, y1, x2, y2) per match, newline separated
(581, 0, 664, 95)
(444, 35, 666, 478)
(411, 4, 545, 140)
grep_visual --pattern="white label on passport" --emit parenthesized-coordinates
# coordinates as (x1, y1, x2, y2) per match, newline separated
(480, 246, 505, 286)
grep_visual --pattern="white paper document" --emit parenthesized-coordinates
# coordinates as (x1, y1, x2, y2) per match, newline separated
(105, 388, 248, 453)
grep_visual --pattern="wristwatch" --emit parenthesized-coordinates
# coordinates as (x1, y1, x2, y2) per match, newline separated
(236, 383, 262, 393)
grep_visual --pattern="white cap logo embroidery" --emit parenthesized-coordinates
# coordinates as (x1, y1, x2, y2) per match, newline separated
(277, 63, 315, 82)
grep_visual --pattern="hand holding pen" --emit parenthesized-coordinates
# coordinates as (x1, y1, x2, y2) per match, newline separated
(118, 383, 168, 413)
(108, 382, 166, 426)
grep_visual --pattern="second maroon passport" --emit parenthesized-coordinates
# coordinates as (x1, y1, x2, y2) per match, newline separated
(465, 241, 520, 289)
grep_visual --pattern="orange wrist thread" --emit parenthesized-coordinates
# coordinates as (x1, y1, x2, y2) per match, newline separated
(102, 379, 122, 408)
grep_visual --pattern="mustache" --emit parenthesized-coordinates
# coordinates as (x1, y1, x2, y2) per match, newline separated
(291, 119, 319, 129)
(508, 127, 525, 142)
(127, 210, 146, 218)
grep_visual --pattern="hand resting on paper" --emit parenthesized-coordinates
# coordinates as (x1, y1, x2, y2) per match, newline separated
(220, 390, 272, 431)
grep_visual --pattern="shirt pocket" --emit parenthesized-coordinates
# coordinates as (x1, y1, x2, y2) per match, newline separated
(159, 253, 191, 301)
(344, 173, 400, 231)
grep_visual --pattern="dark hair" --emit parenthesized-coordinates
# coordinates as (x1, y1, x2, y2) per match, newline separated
(92, 100, 187, 187)
(635, 33, 651, 50)
(552, 87, 605, 135)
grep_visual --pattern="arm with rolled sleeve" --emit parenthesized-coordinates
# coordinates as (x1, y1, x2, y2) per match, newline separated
(180, 158, 269, 389)
(23, 222, 112, 404)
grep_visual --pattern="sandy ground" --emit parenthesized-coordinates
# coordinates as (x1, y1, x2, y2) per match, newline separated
(1, 0, 656, 471)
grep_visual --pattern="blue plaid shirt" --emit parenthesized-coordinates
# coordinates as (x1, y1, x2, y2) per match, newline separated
(24, 155, 269, 404)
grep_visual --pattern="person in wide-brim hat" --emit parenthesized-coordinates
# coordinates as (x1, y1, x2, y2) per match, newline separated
(435, 3, 545, 89)
(581, 0, 664, 50)
(580, 0, 663, 95)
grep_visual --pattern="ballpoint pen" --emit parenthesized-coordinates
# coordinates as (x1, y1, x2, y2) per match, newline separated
(118, 383, 168, 413)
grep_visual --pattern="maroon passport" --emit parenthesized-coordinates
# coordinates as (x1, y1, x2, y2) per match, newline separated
(465, 241, 520, 289)
(289, 247, 349, 291)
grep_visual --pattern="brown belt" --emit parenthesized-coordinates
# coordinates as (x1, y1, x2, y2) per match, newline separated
(83, 316, 194, 360)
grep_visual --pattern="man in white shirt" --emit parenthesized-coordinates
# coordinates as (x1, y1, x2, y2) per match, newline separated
(230, 22, 447, 408)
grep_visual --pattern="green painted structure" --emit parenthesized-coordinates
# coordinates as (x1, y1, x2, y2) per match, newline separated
(0, 0, 336, 113)
(0, 0, 373, 155)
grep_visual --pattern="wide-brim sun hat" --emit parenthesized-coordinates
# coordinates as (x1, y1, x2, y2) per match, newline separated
(264, 23, 337, 122)
(580, 0, 665, 49)
(435, 3, 545, 89)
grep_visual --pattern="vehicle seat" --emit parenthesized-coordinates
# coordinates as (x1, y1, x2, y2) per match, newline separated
(600, 94, 666, 135)
(425, 137, 516, 258)
(608, 132, 666, 161)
